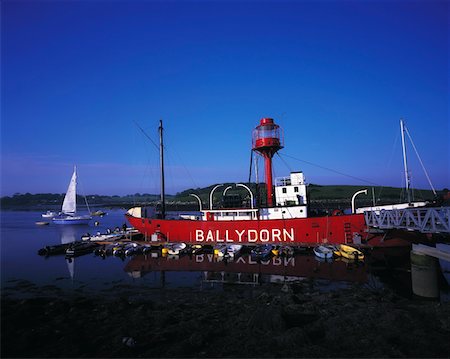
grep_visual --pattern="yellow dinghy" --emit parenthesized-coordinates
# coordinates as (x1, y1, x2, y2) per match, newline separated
(334, 244, 364, 261)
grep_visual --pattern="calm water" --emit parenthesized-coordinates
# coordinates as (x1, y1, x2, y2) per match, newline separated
(1, 209, 202, 294)
(1, 209, 448, 299)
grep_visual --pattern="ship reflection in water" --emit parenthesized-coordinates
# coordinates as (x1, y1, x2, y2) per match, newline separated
(121, 246, 449, 300)
(124, 250, 370, 288)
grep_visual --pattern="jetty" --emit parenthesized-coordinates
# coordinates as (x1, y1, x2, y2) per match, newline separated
(364, 206, 450, 234)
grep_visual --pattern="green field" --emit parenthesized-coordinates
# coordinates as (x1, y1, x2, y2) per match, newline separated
(1, 183, 442, 210)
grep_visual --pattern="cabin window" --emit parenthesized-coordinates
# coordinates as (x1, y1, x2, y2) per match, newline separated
(294, 186, 299, 192)
(282, 188, 287, 194)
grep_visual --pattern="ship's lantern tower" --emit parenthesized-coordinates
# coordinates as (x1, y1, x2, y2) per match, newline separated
(252, 118, 284, 207)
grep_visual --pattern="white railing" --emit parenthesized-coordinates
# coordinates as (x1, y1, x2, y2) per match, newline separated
(364, 207, 450, 234)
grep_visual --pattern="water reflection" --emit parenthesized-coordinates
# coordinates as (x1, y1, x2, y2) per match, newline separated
(59, 226, 77, 281)
(124, 252, 368, 287)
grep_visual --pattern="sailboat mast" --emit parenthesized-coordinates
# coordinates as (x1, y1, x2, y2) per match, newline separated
(400, 119, 412, 204)
(159, 119, 166, 219)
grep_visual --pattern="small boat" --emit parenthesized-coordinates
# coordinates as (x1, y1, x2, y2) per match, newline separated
(279, 245, 295, 257)
(120, 228, 142, 241)
(313, 245, 335, 259)
(65, 241, 98, 257)
(41, 211, 58, 219)
(166, 242, 187, 255)
(251, 244, 274, 260)
(94, 243, 117, 257)
(190, 244, 204, 254)
(112, 243, 126, 256)
(334, 244, 364, 261)
(226, 244, 243, 258)
(124, 243, 140, 256)
(91, 210, 107, 217)
(213, 244, 228, 257)
(52, 166, 92, 225)
(81, 231, 124, 242)
(141, 244, 153, 254)
(38, 242, 72, 256)
(35, 221, 50, 226)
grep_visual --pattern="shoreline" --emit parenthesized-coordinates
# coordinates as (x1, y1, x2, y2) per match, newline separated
(2, 280, 450, 358)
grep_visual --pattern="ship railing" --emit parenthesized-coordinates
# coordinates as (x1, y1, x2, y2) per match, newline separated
(364, 206, 450, 234)
(275, 176, 292, 186)
(202, 208, 259, 220)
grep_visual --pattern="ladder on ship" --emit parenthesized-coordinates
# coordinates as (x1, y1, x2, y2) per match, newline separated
(344, 222, 353, 243)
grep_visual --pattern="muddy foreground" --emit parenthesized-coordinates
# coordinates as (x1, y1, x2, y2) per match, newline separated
(2, 280, 450, 358)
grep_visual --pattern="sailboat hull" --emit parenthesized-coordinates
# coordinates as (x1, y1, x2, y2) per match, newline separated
(52, 216, 92, 225)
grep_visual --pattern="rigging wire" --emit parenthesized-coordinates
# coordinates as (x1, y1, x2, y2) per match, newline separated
(135, 120, 199, 193)
(133, 120, 159, 151)
(133, 121, 160, 203)
(276, 152, 293, 174)
(248, 150, 253, 183)
(405, 126, 437, 196)
(280, 153, 382, 186)
(75, 167, 91, 213)
(164, 143, 200, 191)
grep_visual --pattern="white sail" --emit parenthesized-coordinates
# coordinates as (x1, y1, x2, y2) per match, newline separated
(62, 167, 77, 214)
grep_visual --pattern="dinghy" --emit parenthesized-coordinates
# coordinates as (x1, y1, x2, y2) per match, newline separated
(124, 242, 140, 256)
(334, 244, 364, 261)
(53, 166, 92, 225)
(213, 244, 228, 257)
(81, 231, 124, 242)
(279, 245, 295, 257)
(226, 244, 243, 258)
(313, 245, 335, 259)
(41, 211, 58, 219)
(94, 243, 117, 257)
(166, 242, 187, 255)
(65, 241, 98, 257)
(251, 244, 273, 260)
(190, 244, 204, 254)
(38, 242, 72, 256)
(112, 243, 126, 256)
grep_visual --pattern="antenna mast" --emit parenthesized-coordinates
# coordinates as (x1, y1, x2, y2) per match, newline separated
(159, 119, 166, 219)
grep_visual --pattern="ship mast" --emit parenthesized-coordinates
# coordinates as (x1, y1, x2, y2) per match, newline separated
(400, 118, 412, 204)
(159, 119, 166, 219)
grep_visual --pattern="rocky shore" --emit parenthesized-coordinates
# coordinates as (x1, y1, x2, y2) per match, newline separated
(2, 280, 450, 358)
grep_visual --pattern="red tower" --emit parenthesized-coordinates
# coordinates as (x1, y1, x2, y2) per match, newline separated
(252, 118, 284, 207)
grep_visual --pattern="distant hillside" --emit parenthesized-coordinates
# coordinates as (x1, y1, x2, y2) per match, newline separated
(0, 193, 172, 210)
(2, 184, 444, 210)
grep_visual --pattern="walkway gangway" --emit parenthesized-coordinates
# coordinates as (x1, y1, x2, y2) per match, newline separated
(364, 206, 450, 234)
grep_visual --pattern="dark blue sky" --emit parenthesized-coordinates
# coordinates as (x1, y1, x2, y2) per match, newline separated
(2, 1, 448, 196)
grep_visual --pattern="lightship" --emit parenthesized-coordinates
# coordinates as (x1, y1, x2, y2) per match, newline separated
(126, 118, 399, 247)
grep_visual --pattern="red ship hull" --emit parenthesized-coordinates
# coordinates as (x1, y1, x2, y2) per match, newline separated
(126, 213, 373, 246)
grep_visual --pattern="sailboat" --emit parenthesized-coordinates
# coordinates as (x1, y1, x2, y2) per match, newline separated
(52, 166, 92, 225)
(355, 119, 431, 214)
